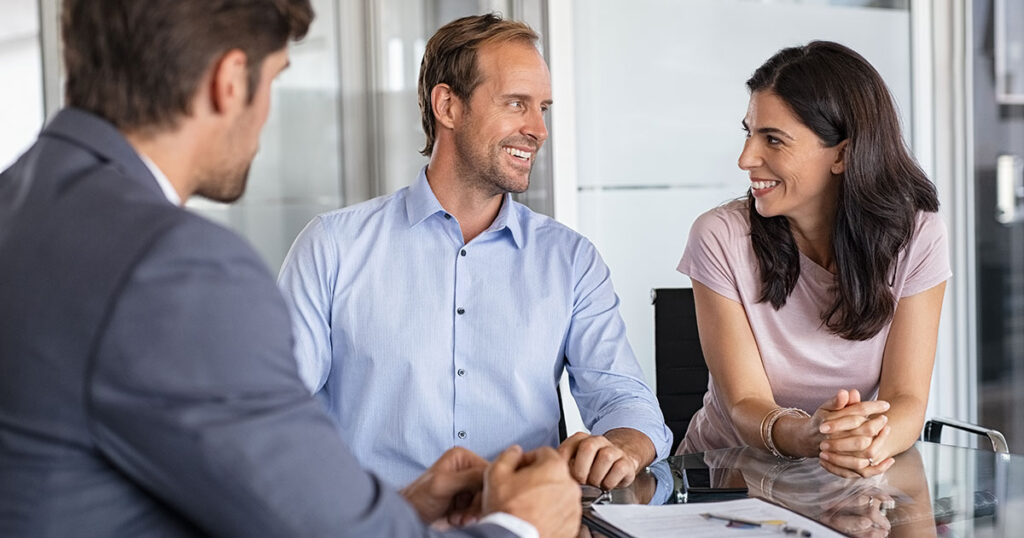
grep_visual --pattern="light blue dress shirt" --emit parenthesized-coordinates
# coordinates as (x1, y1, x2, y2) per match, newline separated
(278, 168, 672, 487)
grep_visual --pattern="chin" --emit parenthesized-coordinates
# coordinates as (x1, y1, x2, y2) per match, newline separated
(753, 200, 778, 219)
(197, 169, 250, 203)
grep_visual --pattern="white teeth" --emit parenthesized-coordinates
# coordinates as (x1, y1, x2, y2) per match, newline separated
(504, 147, 532, 160)
(752, 180, 780, 190)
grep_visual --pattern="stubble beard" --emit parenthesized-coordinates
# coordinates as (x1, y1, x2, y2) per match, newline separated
(196, 159, 252, 203)
(454, 123, 532, 197)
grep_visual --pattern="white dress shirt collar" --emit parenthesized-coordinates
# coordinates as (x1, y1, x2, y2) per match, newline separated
(138, 153, 182, 206)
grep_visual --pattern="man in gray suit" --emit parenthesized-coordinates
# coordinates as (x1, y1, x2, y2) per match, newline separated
(0, 1, 580, 536)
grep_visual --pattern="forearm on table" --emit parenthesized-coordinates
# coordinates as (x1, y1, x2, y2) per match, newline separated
(877, 394, 928, 457)
(730, 398, 820, 459)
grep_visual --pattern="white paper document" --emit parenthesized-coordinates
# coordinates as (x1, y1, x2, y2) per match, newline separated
(591, 497, 847, 538)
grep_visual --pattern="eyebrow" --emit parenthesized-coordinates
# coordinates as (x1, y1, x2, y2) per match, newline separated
(502, 93, 554, 107)
(741, 120, 794, 141)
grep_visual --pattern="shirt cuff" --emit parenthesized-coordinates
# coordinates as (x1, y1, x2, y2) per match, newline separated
(479, 512, 539, 538)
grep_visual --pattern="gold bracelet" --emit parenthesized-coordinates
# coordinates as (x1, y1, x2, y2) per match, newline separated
(759, 407, 785, 451)
(765, 407, 810, 460)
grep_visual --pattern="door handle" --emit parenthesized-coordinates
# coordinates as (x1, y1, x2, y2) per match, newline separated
(995, 154, 1024, 224)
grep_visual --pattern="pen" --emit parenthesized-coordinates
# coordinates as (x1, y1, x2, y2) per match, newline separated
(700, 512, 764, 527)
(700, 513, 812, 536)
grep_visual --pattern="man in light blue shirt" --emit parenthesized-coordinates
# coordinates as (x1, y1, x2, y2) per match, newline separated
(278, 14, 672, 490)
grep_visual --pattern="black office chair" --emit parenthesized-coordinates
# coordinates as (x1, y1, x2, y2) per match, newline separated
(652, 288, 708, 455)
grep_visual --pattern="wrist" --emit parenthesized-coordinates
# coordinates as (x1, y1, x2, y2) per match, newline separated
(604, 428, 656, 468)
(760, 407, 811, 459)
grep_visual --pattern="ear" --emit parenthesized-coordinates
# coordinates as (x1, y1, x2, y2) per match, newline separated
(209, 49, 249, 116)
(831, 139, 850, 175)
(431, 83, 461, 130)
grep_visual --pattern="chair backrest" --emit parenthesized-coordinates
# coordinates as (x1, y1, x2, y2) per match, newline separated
(652, 288, 708, 454)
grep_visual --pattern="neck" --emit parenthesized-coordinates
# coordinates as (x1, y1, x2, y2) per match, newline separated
(123, 126, 200, 204)
(788, 210, 836, 272)
(425, 155, 505, 244)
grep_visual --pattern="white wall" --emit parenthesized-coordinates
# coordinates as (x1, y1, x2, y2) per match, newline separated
(0, 0, 44, 170)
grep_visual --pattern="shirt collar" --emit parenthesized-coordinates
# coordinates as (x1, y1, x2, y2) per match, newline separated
(138, 153, 182, 206)
(405, 167, 445, 226)
(404, 167, 525, 249)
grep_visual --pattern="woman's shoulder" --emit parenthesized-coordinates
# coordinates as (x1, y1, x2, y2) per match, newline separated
(690, 198, 751, 241)
(910, 209, 947, 244)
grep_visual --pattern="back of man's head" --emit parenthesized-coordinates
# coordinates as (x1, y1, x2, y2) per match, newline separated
(417, 13, 538, 157)
(61, 0, 314, 132)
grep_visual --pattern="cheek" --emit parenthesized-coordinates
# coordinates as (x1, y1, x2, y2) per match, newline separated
(786, 153, 832, 187)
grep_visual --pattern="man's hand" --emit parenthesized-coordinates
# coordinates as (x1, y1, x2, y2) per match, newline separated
(557, 429, 655, 490)
(400, 447, 488, 525)
(482, 445, 581, 538)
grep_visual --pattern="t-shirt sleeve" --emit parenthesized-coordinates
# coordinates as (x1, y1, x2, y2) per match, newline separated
(676, 208, 741, 302)
(900, 211, 952, 297)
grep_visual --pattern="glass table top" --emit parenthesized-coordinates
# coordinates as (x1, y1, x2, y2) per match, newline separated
(583, 442, 1024, 537)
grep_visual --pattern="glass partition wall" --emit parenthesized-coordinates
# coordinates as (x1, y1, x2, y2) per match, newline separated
(974, 0, 1024, 451)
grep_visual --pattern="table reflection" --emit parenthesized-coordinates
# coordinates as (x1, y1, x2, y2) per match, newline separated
(584, 442, 1023, 537)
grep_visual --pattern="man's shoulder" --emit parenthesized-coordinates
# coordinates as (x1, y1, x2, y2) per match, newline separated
(153, 210, 269, 271)
(511, 200, 590, 250)
(311, 188, 407, 234)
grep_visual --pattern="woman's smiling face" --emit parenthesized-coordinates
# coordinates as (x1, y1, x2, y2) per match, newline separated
(738, 90, 846, 224)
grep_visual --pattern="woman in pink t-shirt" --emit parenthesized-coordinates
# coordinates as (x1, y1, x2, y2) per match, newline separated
(676, 41, 950, 479)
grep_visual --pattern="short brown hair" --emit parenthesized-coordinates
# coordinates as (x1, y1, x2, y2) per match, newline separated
(417, 14, 539, 156)
(61, 0, 314, 131)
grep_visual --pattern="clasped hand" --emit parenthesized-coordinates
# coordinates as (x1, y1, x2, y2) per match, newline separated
(814, 389, 894, 478)
(400, 445, 581, 537)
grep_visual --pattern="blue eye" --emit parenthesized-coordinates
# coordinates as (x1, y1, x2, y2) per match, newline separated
(510, 101, 523, 109)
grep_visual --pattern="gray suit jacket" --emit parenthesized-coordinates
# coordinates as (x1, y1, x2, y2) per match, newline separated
(0, 108, 514, 538)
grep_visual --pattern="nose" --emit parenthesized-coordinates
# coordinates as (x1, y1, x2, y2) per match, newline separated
(737, 138, 761, 171)
(522, 106, 548, 146)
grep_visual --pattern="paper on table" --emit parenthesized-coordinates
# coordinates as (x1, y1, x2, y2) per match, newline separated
(591, 497, 847, 538)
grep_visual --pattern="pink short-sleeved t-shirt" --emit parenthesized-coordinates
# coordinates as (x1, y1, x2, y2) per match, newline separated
(675, 199, 951, 454)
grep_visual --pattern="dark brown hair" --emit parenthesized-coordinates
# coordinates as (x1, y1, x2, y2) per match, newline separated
(417, 13, 538, 156)
(745, 41, 939, 340)
(61, 0, 314, 131)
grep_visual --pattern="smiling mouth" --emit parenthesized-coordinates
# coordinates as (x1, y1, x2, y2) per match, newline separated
(751, 180, 780, 191)
(503, 146, 533, 162)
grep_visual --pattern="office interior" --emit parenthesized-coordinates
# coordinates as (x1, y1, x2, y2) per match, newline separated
(2, 0, 1022, 451)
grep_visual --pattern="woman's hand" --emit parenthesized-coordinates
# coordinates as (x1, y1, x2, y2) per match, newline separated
(822, 490, 895, 537)
(815, 390, 895, 478)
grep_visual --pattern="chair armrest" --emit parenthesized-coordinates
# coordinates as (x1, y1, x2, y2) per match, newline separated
(923, 417, 1010, 453)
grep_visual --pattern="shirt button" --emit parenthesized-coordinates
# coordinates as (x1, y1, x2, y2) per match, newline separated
(456, 307, 465, 315)
(458, 431, 467, 439)
(460, 249, 467, 257)
(444, 213, 452, 220)
(457, 368, 466, 376)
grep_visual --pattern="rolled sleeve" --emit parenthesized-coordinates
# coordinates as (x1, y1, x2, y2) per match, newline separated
(564, 240, 673, 460)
